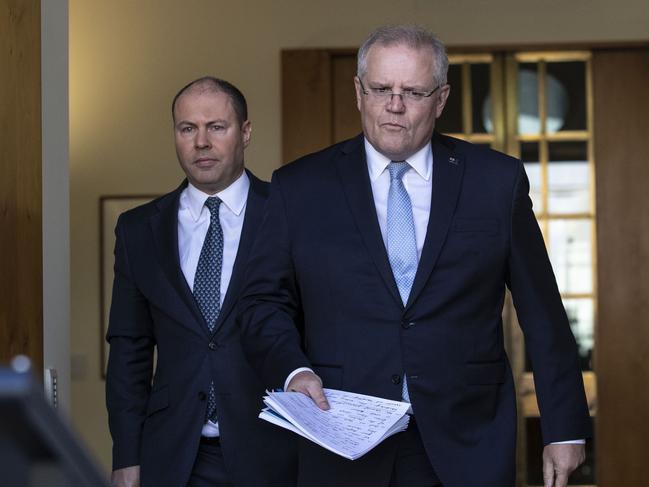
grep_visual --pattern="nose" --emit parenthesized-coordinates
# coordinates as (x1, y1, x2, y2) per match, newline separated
(386, 93, 406, 113)
(194, 128, 211, 149)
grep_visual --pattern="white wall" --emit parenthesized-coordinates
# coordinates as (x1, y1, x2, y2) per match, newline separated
(69, 0, 649, 470)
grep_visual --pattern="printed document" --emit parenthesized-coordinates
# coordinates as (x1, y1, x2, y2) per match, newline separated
(259, 388, 411, 460)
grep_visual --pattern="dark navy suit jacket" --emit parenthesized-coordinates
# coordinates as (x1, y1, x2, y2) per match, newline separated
(106, 172, 297, 487)
(238, 134, 591, 487)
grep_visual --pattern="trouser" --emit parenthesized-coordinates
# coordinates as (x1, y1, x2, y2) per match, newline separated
(297, 416, 442, 487)
(389, 417, 442, 487)
(187, 436, 232, 487)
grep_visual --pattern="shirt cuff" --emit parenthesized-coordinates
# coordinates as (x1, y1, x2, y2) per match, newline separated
(284, 367, 315, 391)
(550, 439, 586, 444)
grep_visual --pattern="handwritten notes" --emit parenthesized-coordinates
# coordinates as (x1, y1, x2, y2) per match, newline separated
(260, 388, 410, 460)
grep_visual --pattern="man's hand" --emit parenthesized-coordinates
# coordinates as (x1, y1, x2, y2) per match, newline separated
(542, 443, 585, 487)
(111, 465, 140, 487)
(286, 370, 330, 410)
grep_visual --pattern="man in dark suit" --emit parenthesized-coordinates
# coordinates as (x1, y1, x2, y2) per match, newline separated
(106, 77, 296, 487)
(238, 26, 590, 487)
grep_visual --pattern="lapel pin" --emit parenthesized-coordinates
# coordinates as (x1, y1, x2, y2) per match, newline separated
(448, 156, 459, 165)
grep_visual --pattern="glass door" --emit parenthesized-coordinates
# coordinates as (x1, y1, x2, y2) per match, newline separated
(440, 51, 597, 487)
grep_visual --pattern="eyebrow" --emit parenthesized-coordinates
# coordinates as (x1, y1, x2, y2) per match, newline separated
(367, 81, 429, 90)
(175, 118, 230, 127)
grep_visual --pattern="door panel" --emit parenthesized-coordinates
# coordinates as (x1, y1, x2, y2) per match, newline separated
(592, 48, 649, 487)
(332, 55, 361, 142)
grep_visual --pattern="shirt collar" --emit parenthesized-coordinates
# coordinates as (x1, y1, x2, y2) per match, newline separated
(364, 138, 433, 182)
(185, 170, 250, 222)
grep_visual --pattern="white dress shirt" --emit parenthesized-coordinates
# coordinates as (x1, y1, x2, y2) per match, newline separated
(178, 170, 250, 436)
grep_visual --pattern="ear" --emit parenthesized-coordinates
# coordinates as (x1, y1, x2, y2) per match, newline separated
(434, 84, 451, 119)
(241, 119, 252, 148)
(353, 76, 363, 112)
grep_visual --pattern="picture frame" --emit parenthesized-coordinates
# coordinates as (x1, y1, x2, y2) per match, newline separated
(99, 195, 159, 379)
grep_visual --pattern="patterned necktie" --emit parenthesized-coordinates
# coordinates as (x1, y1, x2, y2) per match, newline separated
(193, 196, 223, 422)
(387, 161, 418, 403)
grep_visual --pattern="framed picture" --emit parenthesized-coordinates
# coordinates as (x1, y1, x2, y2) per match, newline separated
(99, 195, 158, 379)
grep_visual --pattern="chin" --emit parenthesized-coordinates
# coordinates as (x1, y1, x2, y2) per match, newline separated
(379, 145, 408, 160)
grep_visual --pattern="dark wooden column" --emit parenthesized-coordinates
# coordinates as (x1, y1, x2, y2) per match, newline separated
(0, 0, 43, 371)
(593, 48, 649, 486)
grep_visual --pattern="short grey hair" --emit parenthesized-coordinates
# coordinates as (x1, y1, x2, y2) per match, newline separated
(357, 25, 448, 87)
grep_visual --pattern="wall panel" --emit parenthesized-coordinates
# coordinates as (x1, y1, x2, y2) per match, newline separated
(0, 0, 43, 371)
(593, 48, 649, 487)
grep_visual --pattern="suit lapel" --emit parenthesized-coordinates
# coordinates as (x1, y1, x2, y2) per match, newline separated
(150, 182, 209, 336)
(212, 171, 266, 333)
(335, 135, 403, 306)
(406, 133, 465, 309)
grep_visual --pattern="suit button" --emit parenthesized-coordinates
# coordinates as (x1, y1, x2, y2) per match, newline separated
(208, 341, 217, 350)
(401, 320, 415, 329)
(391, 374, 402, 385)
(198, 391, 207, 401)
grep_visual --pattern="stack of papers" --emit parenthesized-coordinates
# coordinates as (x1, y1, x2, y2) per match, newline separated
(260, 388, 411, 460)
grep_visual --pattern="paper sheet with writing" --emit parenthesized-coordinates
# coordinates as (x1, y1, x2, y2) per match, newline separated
(260, 388, 410, 460)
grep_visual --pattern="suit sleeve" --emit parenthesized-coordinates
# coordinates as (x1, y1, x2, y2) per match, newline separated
(506, 162, 591, 444)
(105, 214, 155, 470)
(237, 171, 311, 388)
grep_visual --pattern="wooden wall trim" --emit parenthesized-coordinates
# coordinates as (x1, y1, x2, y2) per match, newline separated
(0, 0, 43, 371)
(448, 40, 649, 54)
(281, 40, 649, 59)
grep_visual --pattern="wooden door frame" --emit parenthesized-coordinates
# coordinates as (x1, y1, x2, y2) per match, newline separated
(282, 42, 649, 487)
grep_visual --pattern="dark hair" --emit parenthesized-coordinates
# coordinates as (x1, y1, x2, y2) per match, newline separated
(357, 25, 448, 87)
(171, 76, 248, 124)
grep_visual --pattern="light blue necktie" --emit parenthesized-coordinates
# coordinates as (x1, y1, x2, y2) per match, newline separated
(387, 161, 418, 403)
(193, 196, 223, 422)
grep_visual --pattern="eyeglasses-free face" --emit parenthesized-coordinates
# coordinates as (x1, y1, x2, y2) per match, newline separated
(174, 89, 250, 195)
